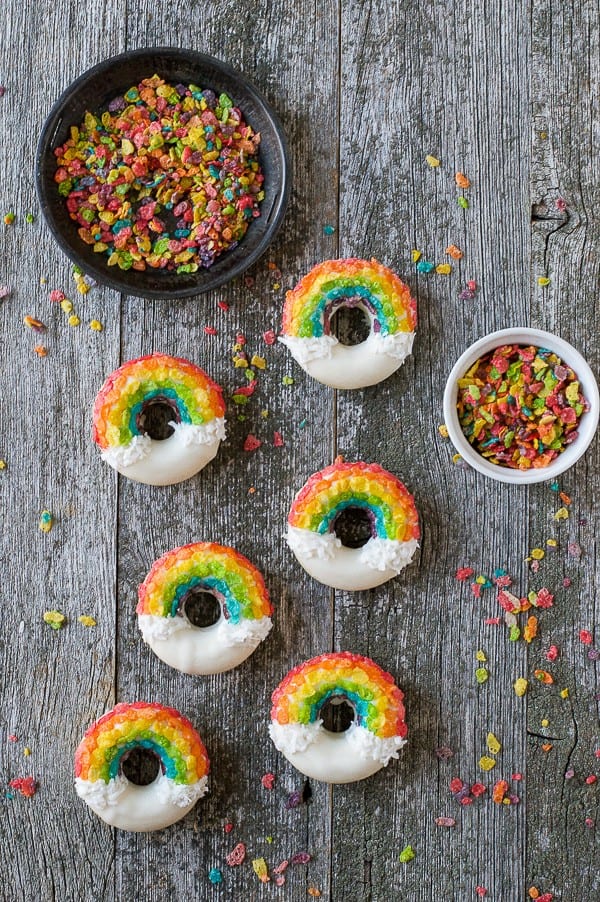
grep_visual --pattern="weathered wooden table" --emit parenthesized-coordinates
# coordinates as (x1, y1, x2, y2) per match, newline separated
(1, 1, 598, 900)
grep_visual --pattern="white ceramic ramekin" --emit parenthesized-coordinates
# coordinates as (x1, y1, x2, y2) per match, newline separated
(443, 327, 599, 484)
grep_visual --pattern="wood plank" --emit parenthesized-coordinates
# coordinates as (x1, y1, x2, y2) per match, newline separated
(527, 1, 600, 898)
(113, 5, 339, 899)
(334, 1, 532, 898)
(0, 3, 124, 898)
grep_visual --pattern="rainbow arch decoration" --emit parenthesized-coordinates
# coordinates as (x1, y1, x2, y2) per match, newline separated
(93, 353, 226, 454)
(75, 701, 209, 797)
(271, 652, 407, 740)
(137, 542, 273, 638)
(288, 460, 419, 543)
(281, 258, 416, 339)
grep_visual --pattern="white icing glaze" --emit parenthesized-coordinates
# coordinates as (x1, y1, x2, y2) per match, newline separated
(269, 721, 405, 784)
(287, 530, 418, 591)
(280, 332, 415, 389)
(100, 418, 225, 486)
(75, 773, 208, 832)
(138, 613, 272, 675)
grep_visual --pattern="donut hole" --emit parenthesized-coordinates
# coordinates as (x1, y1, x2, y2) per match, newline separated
(136, 397, 181, 441)
(120, 747, 163, 786)
(332, 506, 375, 548)
(180, 587, 222, 628)
(329, 304, 371, 346)
(319, 695, 356, 733)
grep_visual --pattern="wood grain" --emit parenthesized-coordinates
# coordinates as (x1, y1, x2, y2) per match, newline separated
(0, 0, 597, 900)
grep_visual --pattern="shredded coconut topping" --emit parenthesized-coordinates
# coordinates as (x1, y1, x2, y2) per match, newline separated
(286, 526, 341, 560)
(269, 720, 322, 754)
(279, 334, 338, 364)
(359, 537, 418, 573)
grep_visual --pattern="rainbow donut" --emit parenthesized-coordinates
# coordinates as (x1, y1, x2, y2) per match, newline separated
(137, 542, 273, 674)
(286, 460, 420, 590)
(93, 353, 226, 486)
(269, 652, 408, 783)
(74, 702, 209, 832)
(279, 258, 416, 389)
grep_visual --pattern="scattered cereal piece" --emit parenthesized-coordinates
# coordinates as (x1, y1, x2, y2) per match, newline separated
(43, 610, 66, 630)
(530, 548, 545, 561)
(445, 245, 463, 259)
(560, 688, 569, 699)
(263, 330, 276, 345)
(208, 868, 222, 885)
(273, 431, 284, 447)
(541, 743, 553, 752)
(4, 212, 15, 225)
(204, 326, 217, 335)
(455, 172, 470, 188)
(243, 434, 261, 452)
(323, 224, 335, 235)
(251, 354, 266, 369)
(416, 260, 435, 273)
(307, 888, 321, 898)
(585, 775, 597, 785)
(579, 630, 593, 645)
(23, 747, 31, 757)
(68, 315, 80, 327)
(411, 249, 422, 263)
(24, 316, 46, 332)
(476, 650, 487, 662)
(475, 667, 489, 684)
(487, 733, 501, 755)
(61, 299, 73, 313)
(8, 777, 37, 798)
(546, 645, 559, 661)
(282, 375, 294, 385)
(537, 277, 551, 287)
(261, 772, 275, 790)
(523, 616, 538, 643)
(475, 886, 487, 897)
(458, 196, 469, 209)
(425, 155, 440, 167)
(89, 320, 103, 332)
(436, 263, 452, 275)
(226, 843, 246, 866)
(78, 616, 97, 627)
(471, 783, 486, 797)
(455, 567, 474, 581)
(25, 213, 35, 224)
(434, 816, 456, 827)
(0, 285, 11, 298)
(554, 507, 569, 521)
(399, 845, 415, 863)
(49, 290, 65, 303)
(291, 852, 311, 865)
(252, 858, 269, 883)
(34, 345, 48, 357)
(492, 779, 508, 803)
(39, 510, 53, 533)
(479, 756, 496, 772)
(535, 669, 554, 684)
(438, 424, 449, 438)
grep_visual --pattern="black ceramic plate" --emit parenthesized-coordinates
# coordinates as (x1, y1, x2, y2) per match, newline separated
(35, 47, 290, 299)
